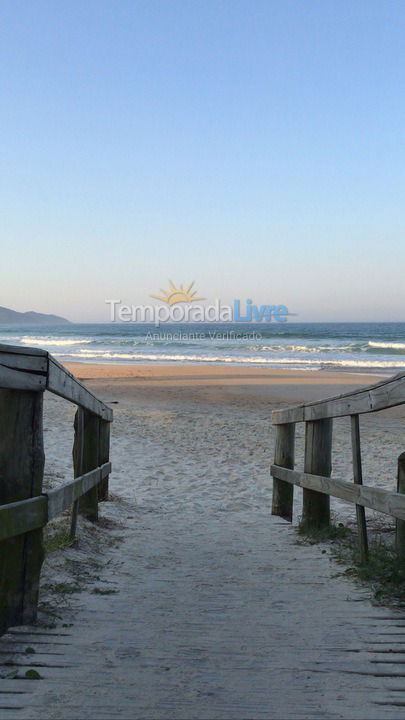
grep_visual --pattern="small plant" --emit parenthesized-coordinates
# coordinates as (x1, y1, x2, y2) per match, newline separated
(345, 539, 405, 604)
(297, 522, 405, 605)
(297, 521, 350, 544)
(92, 587, 119, 595)
(43, 582, 81, 595)
(24, 647, 35, 655)
(44, 527, 76, 554)
(25, 669, 41, 680)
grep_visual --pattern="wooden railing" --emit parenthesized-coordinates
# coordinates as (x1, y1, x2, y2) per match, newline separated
(0, 344, 113, 633)
(271, 371, 405, 562)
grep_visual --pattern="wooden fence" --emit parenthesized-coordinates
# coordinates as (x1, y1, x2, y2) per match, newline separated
(271, 371, 405, 561)
(0, 343, 113, 633)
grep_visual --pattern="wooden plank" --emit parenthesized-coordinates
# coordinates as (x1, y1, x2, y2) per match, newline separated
(396, 453, 405, 558)
(0, 345, 112, 420)
(0, 462, 112, 535)
(0, 390, 45, 632)
(47, 357, 113, 421)
(73, 408, 100, 521)
(0, 496, 47, 541)
(271, 465, 405, 521)
(46, 463, 111, 520)
(0, 353, 47, 373)
(272, 406, 305, 424)
(0, 364, 46, 391)
(271, 423, 295, 520)
(302, 419, 332, 529)
(70, 406, 84, 539)
(98, 420, 111, 501)
(272, 371, 405, 424)
(0, 343, 47, 357)
(100, 463, 110, 479)
(351, 414, 368, 561)
(0, 348, 47, 391)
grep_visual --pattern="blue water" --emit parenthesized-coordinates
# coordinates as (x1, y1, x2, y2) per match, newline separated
(1, 322, 405, 372)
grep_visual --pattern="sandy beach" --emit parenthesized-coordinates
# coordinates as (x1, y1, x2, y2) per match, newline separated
(44, 363, 405, 524)
(66, 361, 382, 386)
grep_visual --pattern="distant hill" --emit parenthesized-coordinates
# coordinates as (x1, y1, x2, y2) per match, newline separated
(0, 306, 70, 325)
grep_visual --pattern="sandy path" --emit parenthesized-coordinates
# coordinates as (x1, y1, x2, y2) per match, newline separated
(2, 375, 405, 718)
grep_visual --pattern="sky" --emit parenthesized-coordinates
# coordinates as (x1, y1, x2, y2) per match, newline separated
(1, 0, 404, 322)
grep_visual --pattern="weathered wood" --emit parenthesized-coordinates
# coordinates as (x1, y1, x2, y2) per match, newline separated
(70, 498, 79, 539)
(0, 462, 111, 538)
(70, 406, 84, 538)
(271, 423, 295, 521)
(271, 464, 405, 521)
(73, 408, 100, 521)
(0, 346, 47, 391)
(98, 421, 111, 501)
(0, 344, 47, 357)
(0, 353, 48, 372)
(0, 496, 47, 541)
(272, 370, 405, 424)
(396, 453, 405, 559)
(351, 414, 368, 561)
(0, 364, 46, 391)
(302, 419, 332, 529)
(47, 463, 111, 520)
(0, 390, 45, 631)
(0, 345, 114, 633)
(48, 357, 113, 421)
(0, 345, 112, 419)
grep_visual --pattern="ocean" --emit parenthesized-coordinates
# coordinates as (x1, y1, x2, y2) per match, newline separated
(1, 322, 405, 374)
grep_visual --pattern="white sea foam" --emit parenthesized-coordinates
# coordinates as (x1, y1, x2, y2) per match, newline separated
(53, 351, 405, 368)
(368, 341, 405, 350)
(246, 344, 356, 353)
(20, 337, 92, 347)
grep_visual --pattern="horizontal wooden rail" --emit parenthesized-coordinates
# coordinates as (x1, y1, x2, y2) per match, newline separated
(0, 348, 47, 390)
(272, 370, 405, 424)
(0, 343, 112, 420)
(47, 462, 111, 520)
(0, 462, 112, 540)
(271, 371, 405, 561)
(0, 497, 48, 542)
(271, 464, 405, 522)
(47, 357, 112, 420)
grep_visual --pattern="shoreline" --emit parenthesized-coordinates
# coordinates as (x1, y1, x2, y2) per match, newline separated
(65, 361, 382, 386)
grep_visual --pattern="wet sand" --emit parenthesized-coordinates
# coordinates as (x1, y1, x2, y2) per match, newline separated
(65, 361, 379, 387)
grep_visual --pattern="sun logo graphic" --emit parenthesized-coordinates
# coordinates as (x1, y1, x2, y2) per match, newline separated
(150, 281, 205, 306)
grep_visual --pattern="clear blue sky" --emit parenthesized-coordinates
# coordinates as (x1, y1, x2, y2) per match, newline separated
(1, 0, 404, 322)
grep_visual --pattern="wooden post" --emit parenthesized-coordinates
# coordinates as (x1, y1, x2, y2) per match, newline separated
(272, 423, 295, 521)
(70, 409, 83, 539)
(98, 420, 111, 502)
(396, 452, 405, 560)
(0, 389, 45, 631)
(73, 408, 100, 522)
(302, 419, 332, 529)
(351, 414, 368, 562)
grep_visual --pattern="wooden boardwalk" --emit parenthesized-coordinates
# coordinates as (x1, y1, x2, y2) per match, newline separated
(2, 352, 405, 717)
(2, 506, 405, 719)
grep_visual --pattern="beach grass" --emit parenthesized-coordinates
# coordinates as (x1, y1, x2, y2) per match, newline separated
(298, 522, 405, 605)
